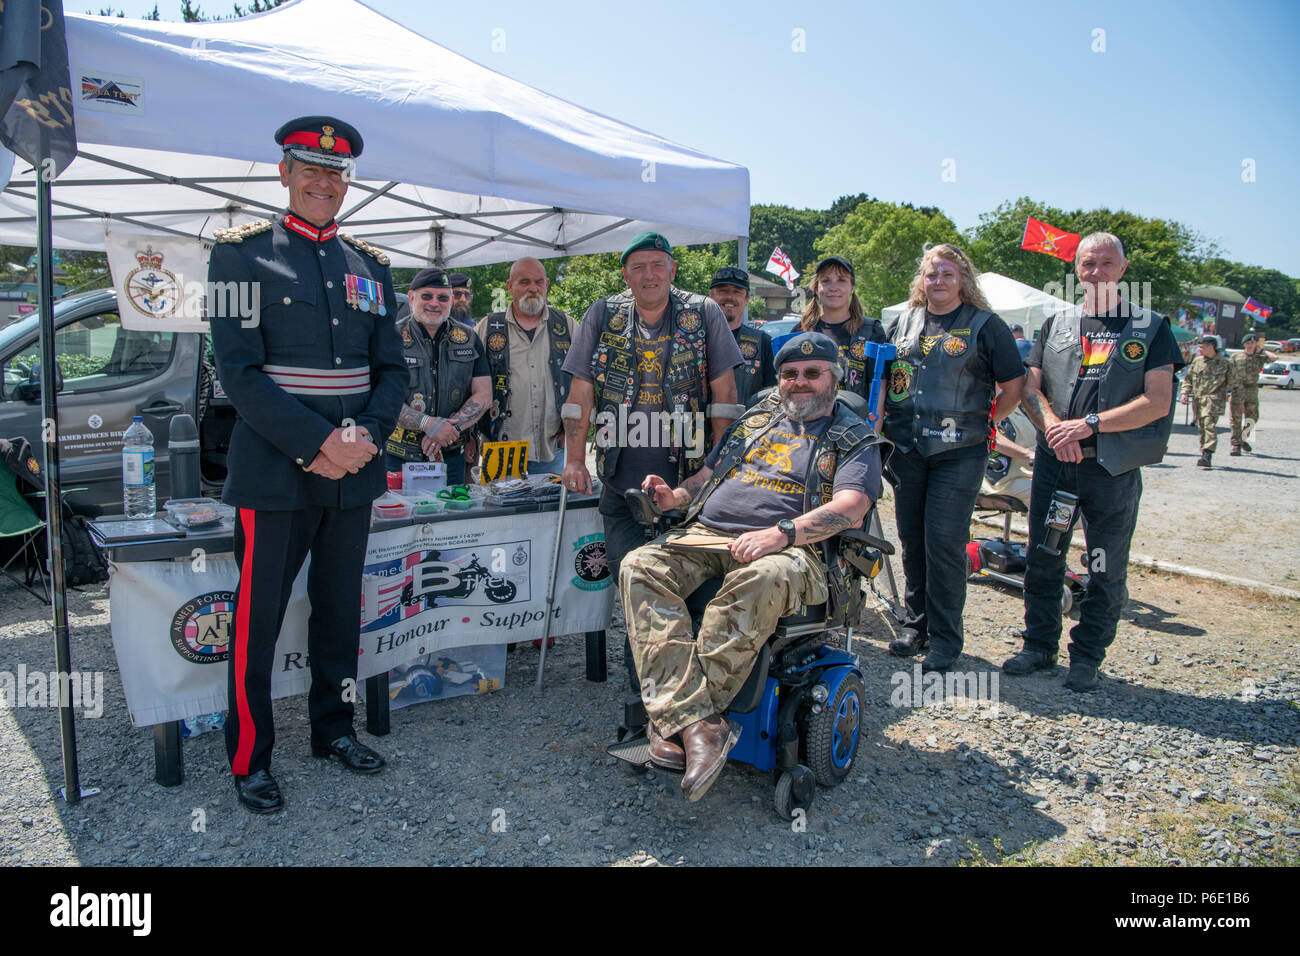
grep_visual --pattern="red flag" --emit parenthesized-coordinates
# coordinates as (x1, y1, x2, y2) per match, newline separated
(1020, 216, 1081, 262)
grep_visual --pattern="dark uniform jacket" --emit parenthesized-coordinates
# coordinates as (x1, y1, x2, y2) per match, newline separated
(208, 215, 407, 510)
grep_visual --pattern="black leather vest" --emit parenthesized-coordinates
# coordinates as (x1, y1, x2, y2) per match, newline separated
(732, 324, 765, 406)
(386, 316, 477, 461)
(588, 287, 711, 484)
(481, 306, 572, 442)
(1038, 304, 1175, 476)
(883, 306, 995, 456)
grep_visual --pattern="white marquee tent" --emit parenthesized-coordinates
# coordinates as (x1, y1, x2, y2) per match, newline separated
(882, 272, 1073, 337)
(0, 0, 750, 266)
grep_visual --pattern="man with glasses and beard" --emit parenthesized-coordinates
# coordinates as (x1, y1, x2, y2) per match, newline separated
(475, 257, 576, 474)
(620, 332, 883, 802)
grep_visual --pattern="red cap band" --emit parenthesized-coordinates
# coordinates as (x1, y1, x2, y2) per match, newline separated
(282, 130, 353, 156)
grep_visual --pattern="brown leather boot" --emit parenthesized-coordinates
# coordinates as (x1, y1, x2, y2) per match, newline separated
(648, 722, 685, 771)
(679, 715, 741, 802)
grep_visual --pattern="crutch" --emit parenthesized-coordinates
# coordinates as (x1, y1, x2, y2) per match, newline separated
(536, 403, 584, 691)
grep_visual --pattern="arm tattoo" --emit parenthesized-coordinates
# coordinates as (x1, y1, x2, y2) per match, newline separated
(676, 468, 710, 503)
(1021, 391, 1050, 431)
(800, 506, 853, 542)
(450, 399, 486, 431)
(564, 414, 589, 454)
(396, 403, 426, 430)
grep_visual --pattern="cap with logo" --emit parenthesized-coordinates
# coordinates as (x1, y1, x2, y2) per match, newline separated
(275, 115, 363, 174)
(775, 331, 840, 367)
(410, 268, 450, 291)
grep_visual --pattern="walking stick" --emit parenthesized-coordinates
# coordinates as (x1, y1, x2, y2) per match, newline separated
(536, 404, 584, 692)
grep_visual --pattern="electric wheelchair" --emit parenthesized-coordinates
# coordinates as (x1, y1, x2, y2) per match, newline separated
(607, 388, 896, 820)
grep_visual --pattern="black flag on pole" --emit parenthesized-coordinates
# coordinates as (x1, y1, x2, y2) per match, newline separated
(0, 0, 77, 177)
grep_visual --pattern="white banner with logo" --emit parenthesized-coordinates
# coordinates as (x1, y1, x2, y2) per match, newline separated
(109, 507, 614, 726)
(105, 229, 212, 332)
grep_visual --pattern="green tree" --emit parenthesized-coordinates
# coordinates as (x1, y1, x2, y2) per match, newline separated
(816, 201, 961, 316)
(546, 246, 735, 319)
(1197, 258, 1300, 337)
(747, 204, 822, 277)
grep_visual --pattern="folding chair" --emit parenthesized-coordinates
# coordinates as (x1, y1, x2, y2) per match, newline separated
(0, 469, 49, 602)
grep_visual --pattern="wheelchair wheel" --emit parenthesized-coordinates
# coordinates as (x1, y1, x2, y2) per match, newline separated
(1060, 586, 1074, 616)
(807, 673, 865, 786)
(774, 766, 816, 821)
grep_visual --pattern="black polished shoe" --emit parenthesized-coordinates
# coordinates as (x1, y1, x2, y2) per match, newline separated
(234, 769, 283, 814)
(1002, 648, 1058, 675)
(1064, 661, 1100, 692)
(312, 734, 386, 774)
(920, 650, 961, 673)
(889, 628, 930, 658)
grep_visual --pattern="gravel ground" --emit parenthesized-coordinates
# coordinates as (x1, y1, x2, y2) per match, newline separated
(1, 549, 1297, 866)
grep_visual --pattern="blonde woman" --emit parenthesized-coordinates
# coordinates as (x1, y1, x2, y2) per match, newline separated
(881, 244, 1025, 672)
(799, 256, 888, 421)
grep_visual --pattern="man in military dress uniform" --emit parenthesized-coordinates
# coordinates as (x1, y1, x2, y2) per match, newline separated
(1228, 333, 1277, 455)
(708, 266, 775, 406)
(208, 116, 407, 812)
(1180, 335, 1230, 468)
(386, 267, 491, 484)
(474, 257, 575, 474)
(561, 232, 744, 690)
(621, 333, 883, 801)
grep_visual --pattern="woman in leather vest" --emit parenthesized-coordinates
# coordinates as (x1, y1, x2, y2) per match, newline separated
(798, 256, 888, 423)
(881, 244, 1025, 672)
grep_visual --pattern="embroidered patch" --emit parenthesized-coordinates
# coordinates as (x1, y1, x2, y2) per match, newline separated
(552, 321, 567, 337)
(887, 361, 914, 402)
(608, 314, 626, 333)
(942, 336, 968, 357)
(739, 341, 758, 359)
(487, 332, 506, 352)
(816, 451, 835, 480)
(850, 340, 866, 360)
(449, 325, 470, 344)
(600, 331, 630, 350)
(677, 310, 701, 332)
(401, 327, 413, 347)
(1120, 339, 1147, 363)
(746, 413, 771, 430)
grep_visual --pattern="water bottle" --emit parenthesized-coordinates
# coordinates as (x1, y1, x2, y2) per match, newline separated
(122, 416, 157, 518)
(181, 711, 227, 739)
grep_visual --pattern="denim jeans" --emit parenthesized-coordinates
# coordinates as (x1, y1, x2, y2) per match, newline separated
(528, 449, 566, 475)
(885, 448, 987, 659)
(1022, 453, 1141, 666)
(600, 486, 658, 690)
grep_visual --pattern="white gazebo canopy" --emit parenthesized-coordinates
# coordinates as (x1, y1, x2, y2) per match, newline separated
(882, 272, 1072, 336)
(0, 0, 750, 267)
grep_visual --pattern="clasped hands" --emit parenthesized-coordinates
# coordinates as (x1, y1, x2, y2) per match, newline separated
(303, 426, 378, 480)
(420, 418, 459, 459)
(1042, 417, 1090, 463)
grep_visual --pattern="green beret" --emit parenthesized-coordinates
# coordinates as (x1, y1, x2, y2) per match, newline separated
(620, 231, 673, 265)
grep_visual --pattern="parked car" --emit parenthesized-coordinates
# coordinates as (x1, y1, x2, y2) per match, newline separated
(1263, 340, 1284, 352)
(1283, 338, 1300, 353)
(760, 316, 801, 342)
(1259, 361, 1300, 389)
(0, 288, 411, 516)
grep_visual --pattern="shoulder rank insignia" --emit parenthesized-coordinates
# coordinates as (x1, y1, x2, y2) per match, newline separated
(213, 219, 272, 243)
(337, 232, 391, 266)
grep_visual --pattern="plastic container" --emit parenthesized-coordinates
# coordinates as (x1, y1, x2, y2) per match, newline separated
(164, 497, 222, 529)
(122, 416, 156, 518)
(372, 493, 411, 521)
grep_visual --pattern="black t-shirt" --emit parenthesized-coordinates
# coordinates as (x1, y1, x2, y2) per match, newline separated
(814, 317, 889, 392)
(1025, 306, 1181, 450)
(733, 324, 776, 392)
(891, 304, 1025, 460)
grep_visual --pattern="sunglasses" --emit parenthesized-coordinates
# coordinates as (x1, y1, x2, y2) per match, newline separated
(417, 292, 451, 303)
(780, 367, 828, 381)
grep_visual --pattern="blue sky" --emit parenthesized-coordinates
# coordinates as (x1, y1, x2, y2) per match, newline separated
(102, 0, 1300, 276)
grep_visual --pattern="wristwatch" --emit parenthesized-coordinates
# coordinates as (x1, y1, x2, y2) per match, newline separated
(1084, 413, 1101, 434)
(778, 519, 797, 546)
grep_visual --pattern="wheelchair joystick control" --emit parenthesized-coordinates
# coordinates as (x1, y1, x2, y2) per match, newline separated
(1038, 490, 1079, 557)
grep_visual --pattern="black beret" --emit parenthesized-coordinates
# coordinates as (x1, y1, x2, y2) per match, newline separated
(621, 231, 672, 264)
(410, 268, 450, 291)
(448, 273, 472, 289)
(1197, 335, 1218, 346)
(775, 331, 840, 368)
(275, 116, 363, 171)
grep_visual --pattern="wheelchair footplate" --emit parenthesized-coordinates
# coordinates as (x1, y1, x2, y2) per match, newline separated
(607, 733, 684, 776)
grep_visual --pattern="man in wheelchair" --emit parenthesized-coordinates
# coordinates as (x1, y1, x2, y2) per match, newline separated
(619, 332, 884, 802)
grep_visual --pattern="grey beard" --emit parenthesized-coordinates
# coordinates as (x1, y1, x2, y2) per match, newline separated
(516, 294, 546, 317)
(782, 392, 834, 422)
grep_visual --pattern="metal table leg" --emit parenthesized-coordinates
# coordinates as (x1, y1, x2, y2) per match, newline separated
(154, 720, 183, 787)
(585, 629, 607, 682)
(365, 673, 390, 736)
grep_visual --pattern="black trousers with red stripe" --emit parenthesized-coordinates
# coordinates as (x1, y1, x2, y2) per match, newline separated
(226, 504, 370, 776)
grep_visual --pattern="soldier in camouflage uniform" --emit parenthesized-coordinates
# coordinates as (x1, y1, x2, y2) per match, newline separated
(620, 333, 883, 802)
(1228, 333, 1277, 455)
(1179, 335, 1230, 468)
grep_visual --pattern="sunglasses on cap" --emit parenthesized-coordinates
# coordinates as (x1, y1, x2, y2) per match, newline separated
(712, 267, 748, 285)
(780, 367, 829, 381)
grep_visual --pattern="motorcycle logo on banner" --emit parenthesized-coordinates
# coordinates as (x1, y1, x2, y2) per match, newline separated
(362, 542, 530, 630)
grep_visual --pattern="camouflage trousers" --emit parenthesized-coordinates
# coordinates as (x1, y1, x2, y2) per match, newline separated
(619, 524, 828, 739)
(1194, 399, 1224, 453)
(1230, 393, 1260, 446)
